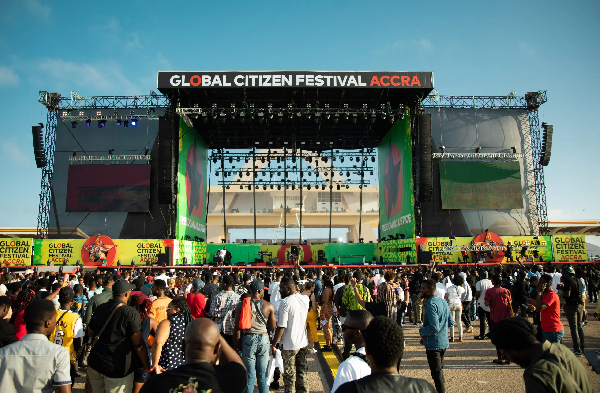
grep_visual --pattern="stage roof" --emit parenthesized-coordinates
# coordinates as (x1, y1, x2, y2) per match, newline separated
(157, 71, 433, 150)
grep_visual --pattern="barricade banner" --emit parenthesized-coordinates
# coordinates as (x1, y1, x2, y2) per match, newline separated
(552, 235, 587, 262)
(0, 238, 33, 266)
(33, 236, 174, 266)
(174, 240, 207, 265)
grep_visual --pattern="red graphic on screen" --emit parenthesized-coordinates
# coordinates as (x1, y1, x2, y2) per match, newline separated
(383, 139, 403, 219)
(81, 235, 118, 266)
(185, 141, 204, 219)
(472, 231, 505, 263)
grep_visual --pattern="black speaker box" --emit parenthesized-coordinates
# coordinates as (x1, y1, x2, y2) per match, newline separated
(158, 115, 175, 204)
(418, 114, 432, 202)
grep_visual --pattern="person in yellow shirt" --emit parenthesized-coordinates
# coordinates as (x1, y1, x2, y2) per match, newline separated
(149, 279, 171, 324)
(49, 286, 84, 386)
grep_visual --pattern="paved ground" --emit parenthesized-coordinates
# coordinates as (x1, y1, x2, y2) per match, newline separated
(74, 301, 600, 393)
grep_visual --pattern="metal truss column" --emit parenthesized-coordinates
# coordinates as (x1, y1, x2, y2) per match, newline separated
(528, 109, 549, 235)
(520, 113, 540, 236)
(37, 109, 57, 238)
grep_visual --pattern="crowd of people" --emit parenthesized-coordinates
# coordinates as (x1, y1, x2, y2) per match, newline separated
(0, 260, 597, 392)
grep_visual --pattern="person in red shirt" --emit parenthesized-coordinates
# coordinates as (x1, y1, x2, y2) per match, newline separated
(534, 274, 564, 343)
(184, 278, 207, 319)
(485, 274, 512, 364)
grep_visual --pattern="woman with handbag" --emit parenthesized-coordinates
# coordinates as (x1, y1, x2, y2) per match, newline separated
(446, 275, 466, 342)
(151, 298, 193, 373)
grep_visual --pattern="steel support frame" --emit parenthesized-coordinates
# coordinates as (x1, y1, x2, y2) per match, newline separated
(37, 110, 57, 238)
(528, 109, 549, 235)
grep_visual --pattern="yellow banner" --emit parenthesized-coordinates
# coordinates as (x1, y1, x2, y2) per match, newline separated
(0, 238, 33, 266)
(552, 235, 587, 262)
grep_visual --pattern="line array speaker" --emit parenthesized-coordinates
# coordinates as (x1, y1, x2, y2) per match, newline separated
(32, 125, 47, 168)
(158, 115, 175, 204)
(540, 123, 553, 166)
(418, 114, 432, 202)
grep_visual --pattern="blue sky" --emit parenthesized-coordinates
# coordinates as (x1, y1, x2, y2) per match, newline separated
(0, 0, 599, 238)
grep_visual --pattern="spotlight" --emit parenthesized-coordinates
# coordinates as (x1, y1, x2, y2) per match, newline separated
(370, 113, 377, 123)
(346, 185, 349, 189)
(292, 184, 295, 190)
(476, 146, 481, 153)
(263, 185, 267, 190)
(131, 119, 138, 127)
(322, 184, 326, 190)
(71, 121, 77, 128)
(278, 112, 284, 123)
(215, 171, 219, 176)
(352, 113, 357, 123)
(314, 113, 321, 123)
(511, 146, 517, 154)
(85, 119, 91, 127)
(108, 149, 114, 155)
(97, 120, 105, 128)
(371, 156, 375, 162)
(307, 185, 311, 190)
(333, 113, 339, 123)
(346, 171, 350, 177)
(116, 119, 121, 126)
(349, 156, 353, 161)
(340, 156, 344, 163)
(440, 146, 445, 154)
(281, 240, 286, 245)
(337, 184, 340, 190)
(72, 150, 76, 157)
(239, 112, 245, 123)
(277, 185, 281, 190)
(270, 184, 274, 190)
(258, 112, 264, 123)
(124, 120, 129, 127)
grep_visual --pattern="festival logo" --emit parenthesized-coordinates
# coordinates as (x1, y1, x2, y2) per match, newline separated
(472, 231, 505, 263)
(81, 234, 118, 266)
(185, 139, 204, 219)
(383, 139, 403, 219)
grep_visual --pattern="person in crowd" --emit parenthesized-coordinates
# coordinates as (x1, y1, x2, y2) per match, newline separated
(529, 274, 564, 344)
(235, 273, 252, 296)
(445, 275, 465, 342)
(36, 277, 50, 299)
(208, 274, 241, 347)
(0, 295, 17, 347)
(12, 287, 37, 340)
(512, 271, 529, 317)
(490, 317, 591, 393)
(201, 271, 219, 312)
(49, 287, 84, 386)
(269, 271, 284, 303)
(148, 279, 171, 324)
(271, 276, 310, 393)
(343, 271, 371, 312)
(319, 275, 335, 351)
(433, 272, 447, 299)
(458, 272, 473, 334)
(302, 281, 319, 351)
(184, 277, 207, 318)
(87, 280, 150, 393)
(152, 298, 193, 373)
(130, 293, 156, 393)
(484, 274, 513, 364)
(419, 279, 453, 393)
(336, 316, 436, 393)
(72, 284, 87, 316)
(164, 278, 177, 298)
(140, 318, 247, 393)
(84, 275, 114, 326)
(331, 310, 374, 393)
(561, 267, 585, 356)
(233, 279, 276, 393)
(0, 299, 72, 392)
(375, 270, 398, 319)
(314, 270, 324, 306)
(474, 270, 492, 340)
(409, 270, 424, 326)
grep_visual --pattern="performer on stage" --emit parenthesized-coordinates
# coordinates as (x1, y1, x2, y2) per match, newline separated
(218, 247, 227, 266)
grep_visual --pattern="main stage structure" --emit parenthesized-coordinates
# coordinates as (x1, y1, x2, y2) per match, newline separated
(29, 71, 556, 266)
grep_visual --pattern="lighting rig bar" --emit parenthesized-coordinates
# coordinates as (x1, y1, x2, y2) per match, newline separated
(216, 166, 374, 177)
(178, 104, 407, 126)
(223, 180, 367, 189)
(421, 91, 547, 110)
(41, 92, 170, 110)
(432, 153, 525, 159)
(209, 150, 377, 163)
(69, 155, 151, 163)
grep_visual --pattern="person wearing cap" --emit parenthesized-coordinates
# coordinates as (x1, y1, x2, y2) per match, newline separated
(49, 286, 84, 386)
(84, 275, 114, 326)
(87, 280, 150, 392)
(184, 278, 207, 319)
(233, 279, 276, 393)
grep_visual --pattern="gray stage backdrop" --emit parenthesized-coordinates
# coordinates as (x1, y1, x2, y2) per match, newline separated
(421, 107, 535, 237)
(48, 108, 168, 239)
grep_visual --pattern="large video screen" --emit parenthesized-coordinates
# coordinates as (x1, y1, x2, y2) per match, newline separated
(66, 164, 151, 212)
(439, 162, 523, 210)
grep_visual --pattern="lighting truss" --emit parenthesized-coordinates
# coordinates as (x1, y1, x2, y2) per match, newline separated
(221, 179, 366, 187)
(432, 153, 524, 160)
(59, 115, 158, 122)
(69, 155, 151, 162)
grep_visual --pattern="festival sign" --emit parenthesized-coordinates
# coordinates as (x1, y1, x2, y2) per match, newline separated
(380, 238, 417, 264)
(378, 112, 415, 240)
(0, 238, 33, 266)
(158, 71, 434, 89)
(174, 240, 207, 265)
(176, 119, 208, 241)
(552, 235, 587, 262)
(34, 237, 174, 266)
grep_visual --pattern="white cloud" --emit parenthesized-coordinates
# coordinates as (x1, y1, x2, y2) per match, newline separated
(24, 0, 51, 19)
(36, 58, 141, 95)
(0, 66, 20, 88)
(374, 38, 433, 55)
(519, 42, 536, 56)
(125, 33, 142, 49)
(2, 141, 29, 165)
(156, 51, 172, 70)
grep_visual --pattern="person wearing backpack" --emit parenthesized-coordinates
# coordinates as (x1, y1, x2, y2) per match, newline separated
(233, 280, 276, 393)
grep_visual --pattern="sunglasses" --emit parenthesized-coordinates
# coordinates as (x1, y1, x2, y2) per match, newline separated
(341, 324, 359, 332)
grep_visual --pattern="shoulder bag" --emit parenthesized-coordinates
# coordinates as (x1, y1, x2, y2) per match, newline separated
(78, 303, 123, 367)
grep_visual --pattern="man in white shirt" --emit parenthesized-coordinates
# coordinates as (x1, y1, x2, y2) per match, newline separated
(474, 270, 493, 340)
(269, 271, 283, 303)
(271, 277, 310, 393)
(331, 310, 373, 393)
(433, 273, 447, 299)
(218, 248, 227, 265)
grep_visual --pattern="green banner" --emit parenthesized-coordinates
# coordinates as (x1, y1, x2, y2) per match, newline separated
(174, 240, 207, 265)
(176, 119, 208, 240)
(439, 162, 523, 209)
(378, 112, 415, 239)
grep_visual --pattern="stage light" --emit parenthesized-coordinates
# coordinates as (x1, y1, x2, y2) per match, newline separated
(349, 156, 353, 161)
(340, 156, 344, 163)
(370, 171, 373, 175)
(98, 120, 105, 128)
(476, 146, 481, 153)
(292, 184, 295, 190)
(282, 240, 286, 245)
(228, 157, 233, 164)
(371, 156, 375, 162)
(215, 171, 219, 176)
(333, 113, 339, 123)
(85, 119, 91, 127)
(277, 185, 281, 190)
(240, 185, 243, 189)
(239, 112, 245, 123)
(226, 185, 230, 189)
(108, 149, 114, 155)
(323, 157, 328, 163)
(144, 148, 149, 156)
(324, 171, 328, 176)
(263, 185, 267, 190)
(314, 113, 321, 123)
(352, 113, 357, 123)
(116, 119, 121, 126)
(511, 146, 517, 154)
(258, 112, 264, 123)
(307, 185, 311, 190)
(72, 150, 76, 157)
(71, 121, 77, 128)
(337, 184, 340, 190)
(131, 119, 138, 127)
(270, 184, 274, 190)
(440, 146, 445, 154)
(124, 120, 129, 127)
(346, 185, 349, 189)
(248, 185, 251, 190)
(322, 184, 326, 190)
(370, 113, 377, 123)
(346, 171, 350, 177)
